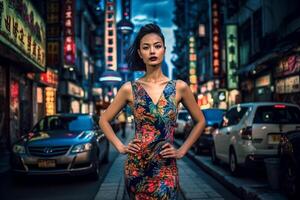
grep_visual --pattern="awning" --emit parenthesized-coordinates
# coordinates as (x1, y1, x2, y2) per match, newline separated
(236, 52, 278, 76)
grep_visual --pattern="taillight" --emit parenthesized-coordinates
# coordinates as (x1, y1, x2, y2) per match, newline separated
(241, 126, 252, 140)
(274, 104, 286, 109)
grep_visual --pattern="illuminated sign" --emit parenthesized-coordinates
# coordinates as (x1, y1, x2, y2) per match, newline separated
(189, 35, 198, 94)
(63, 0, 75, 65)
(45, 87, 56, 116)
(68, 82, 84, 98)
(226, 24, 239, 89)
(0, 0, 46, 71)
(211, 0, 221, 77)
(40, 69, 58, 88)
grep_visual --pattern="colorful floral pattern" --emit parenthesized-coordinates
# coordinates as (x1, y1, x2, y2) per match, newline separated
(125, 80, 178, 200)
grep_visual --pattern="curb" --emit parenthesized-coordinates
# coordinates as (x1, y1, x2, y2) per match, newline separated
(174, 140, 286, 200)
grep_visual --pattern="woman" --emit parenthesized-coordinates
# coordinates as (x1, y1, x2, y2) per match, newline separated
(99, 23, 206, 200)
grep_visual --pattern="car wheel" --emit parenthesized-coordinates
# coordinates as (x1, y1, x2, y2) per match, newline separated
(89, 160, 100, 181)
(211, 143, 219, 165)
(229, 149, 239, 176)
(282, 160, 298, 198)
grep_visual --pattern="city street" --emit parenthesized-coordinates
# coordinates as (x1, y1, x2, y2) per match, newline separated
(1, 127, 239, 200)
(1, 0, 300, 199)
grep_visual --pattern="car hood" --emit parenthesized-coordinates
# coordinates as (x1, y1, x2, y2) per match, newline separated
(20, 130, 95, 146)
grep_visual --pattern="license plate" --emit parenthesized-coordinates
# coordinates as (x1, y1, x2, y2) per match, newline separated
(38, 159, 56, 168)
(268, 135, 281, 144)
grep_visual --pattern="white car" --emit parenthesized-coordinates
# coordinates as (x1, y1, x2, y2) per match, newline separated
(211, 102, 300, 175)
(175, 110, 190, 138)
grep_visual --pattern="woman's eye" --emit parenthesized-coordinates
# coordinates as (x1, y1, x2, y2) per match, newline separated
(142, 46, 149, 50)
(155, 45, 162, 49)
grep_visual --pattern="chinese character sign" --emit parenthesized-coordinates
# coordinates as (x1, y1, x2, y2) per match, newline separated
(63, 0, 76, 65)
(0, 0, 46, 70)
(226, 24, 239, 89)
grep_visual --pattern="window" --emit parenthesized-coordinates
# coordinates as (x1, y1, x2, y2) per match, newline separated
(222, 106, 248, 127)
(254, 105, 300, 124)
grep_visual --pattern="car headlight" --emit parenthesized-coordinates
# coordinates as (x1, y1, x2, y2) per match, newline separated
(71, 143, 92, 153)
(13, 144, 25, 154)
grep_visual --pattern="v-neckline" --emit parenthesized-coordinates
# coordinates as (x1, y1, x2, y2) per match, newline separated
(136, 80, 171, 106)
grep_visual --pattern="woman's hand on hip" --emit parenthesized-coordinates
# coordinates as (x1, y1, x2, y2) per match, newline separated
(160, 143, 184, 159)
(120, 139, 142, 154)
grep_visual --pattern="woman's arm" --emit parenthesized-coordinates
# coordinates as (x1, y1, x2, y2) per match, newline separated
(99, 82, 133, 154)
(177, 80, 206, 158)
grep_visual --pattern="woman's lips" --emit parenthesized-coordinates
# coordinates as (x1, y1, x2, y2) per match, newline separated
(149, 57, 158, 61)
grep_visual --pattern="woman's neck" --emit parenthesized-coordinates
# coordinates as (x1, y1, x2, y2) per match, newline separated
(143, 67, 166, 82)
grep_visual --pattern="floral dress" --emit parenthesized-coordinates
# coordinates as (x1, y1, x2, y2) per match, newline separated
(125, 80, 178, 200)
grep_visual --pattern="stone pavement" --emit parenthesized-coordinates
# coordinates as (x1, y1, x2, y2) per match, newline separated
(174, 139, 287, 200)
(94, 126, 131, 200)
(177, 159, 224, 200)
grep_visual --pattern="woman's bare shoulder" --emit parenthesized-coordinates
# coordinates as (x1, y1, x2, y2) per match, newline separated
(118, 81, 134, 95)
(175, 79, 189, 91)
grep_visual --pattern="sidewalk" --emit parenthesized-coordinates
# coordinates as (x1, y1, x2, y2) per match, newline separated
(174, 139, 287, 200)
(94, 126, 132, 200)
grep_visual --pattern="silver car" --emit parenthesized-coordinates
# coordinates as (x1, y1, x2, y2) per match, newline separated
(11, 113, 109, 180)
(211, 102, 300, 175)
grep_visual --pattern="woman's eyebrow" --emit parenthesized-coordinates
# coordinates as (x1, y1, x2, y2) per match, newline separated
(142, 42, 162, 46)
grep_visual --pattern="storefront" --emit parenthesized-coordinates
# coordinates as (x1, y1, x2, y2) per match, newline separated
(254, 74, 273, 101)
(60, 81, 84, 113)
(0, 0, 46, 147)
(274, 54, 300, 105)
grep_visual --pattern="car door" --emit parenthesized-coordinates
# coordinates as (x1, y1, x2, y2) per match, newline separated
(214, 108, 234, 161)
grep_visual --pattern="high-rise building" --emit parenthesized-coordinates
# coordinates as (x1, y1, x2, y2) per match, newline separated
(117, 0, 134, 82)
(104, 0, 117, 71)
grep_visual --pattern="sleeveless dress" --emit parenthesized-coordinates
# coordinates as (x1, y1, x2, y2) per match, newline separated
(124, 80, 179, 200)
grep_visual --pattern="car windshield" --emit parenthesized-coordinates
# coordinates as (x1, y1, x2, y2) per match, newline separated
(203, 109, 225, 123)
(254, 105, 300, 124)
(178, 112, 190, 121)
(34, 115, 94, 132)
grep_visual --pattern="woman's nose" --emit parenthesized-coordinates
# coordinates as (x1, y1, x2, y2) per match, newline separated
(150, 46, 155, 53)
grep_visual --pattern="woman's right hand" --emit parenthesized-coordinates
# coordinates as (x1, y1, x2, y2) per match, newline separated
(119, 139, 142, 154)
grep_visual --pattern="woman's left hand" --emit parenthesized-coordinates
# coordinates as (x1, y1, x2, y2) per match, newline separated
(160, 143, 184, 159)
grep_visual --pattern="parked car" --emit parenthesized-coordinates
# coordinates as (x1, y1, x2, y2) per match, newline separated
(192, 108, 225, 154)
(175, 109, 191, 138)
(278, 130, 300, 199)
(11, 113, 109, 181)
(211, 102, 300, 176)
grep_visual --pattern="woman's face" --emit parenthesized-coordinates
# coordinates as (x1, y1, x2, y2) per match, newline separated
(138, 33, 165, 67)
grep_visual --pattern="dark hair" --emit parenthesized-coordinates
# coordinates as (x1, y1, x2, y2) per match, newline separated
(126, 23, 165, 71)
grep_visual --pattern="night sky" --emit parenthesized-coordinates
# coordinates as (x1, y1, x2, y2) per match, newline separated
(117, 0, 175, 77)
